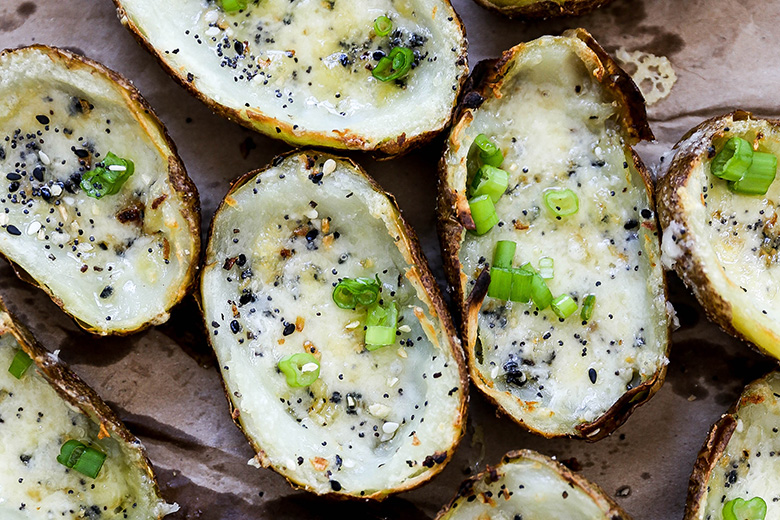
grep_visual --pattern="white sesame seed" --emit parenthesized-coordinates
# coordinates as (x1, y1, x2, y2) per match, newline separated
(108, 165, 127, 172)
(491, 366, 500, 379)
(26, 221, 41, 235)
(369, 403, 391, 418)
(205, 26, 220, 37)
(344, 320, 360, 330)
(305, 208, 318, 219)
(0, 214, 8, 226)
(322, 159, 337, 175)
(58, 206, 69, 222)
(38, 150, 51, 165)
(37, 228, 46, 241)
(300, 362, 318, 373)
(397, 348, 408, 359)
(387, 377, 399, 387)
(342, 459, 355, 468)
(382, 422, 399, 434)
(204, 9, 219, 23)
(50, 184, 62, 196)
(398, 325, 411, 333)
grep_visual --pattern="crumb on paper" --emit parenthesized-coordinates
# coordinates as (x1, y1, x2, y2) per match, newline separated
(615, 48, 677, 106)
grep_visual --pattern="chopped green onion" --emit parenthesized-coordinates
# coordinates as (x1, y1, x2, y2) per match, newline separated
(581, 294, 596, 321)
(543, 188, 579, 217)
(487, 267, 512, 301)
(332, 276, 381, 309)
(278, 353, 320, 387)
(492, 240, 516, 269)
(374, 15, 393, 36)
(468, 195, 499, 235)
(472, 134, 503, 168)
(470, 165, 508, 202)
(220, 0, 248, 11)
(723, 497, 767, 520)
(711, 137, 754, 182)
(509, 268, 532, 302)
(80, 152, 134, 199)
(729, 151, 777, 195)
(530, 274, 553, 310)
(372, 47, 414, 82)
(365, 301, 398, 350)
(551, 295, 578, 319)
(8, 349, 33, 379)
(57, 440, 106, 479)
(539, 257, 554, 279)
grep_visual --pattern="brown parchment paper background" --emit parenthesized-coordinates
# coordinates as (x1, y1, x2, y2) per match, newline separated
(1, 0, 779, 518)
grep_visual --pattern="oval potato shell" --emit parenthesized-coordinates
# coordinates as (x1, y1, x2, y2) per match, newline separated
(472, 0, 617, 19)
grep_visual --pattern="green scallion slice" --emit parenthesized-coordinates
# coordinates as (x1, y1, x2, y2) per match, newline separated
(581, 294, 596, 321)
(728, 151, 777, 195)
(468, 195, 499, 235)
(372, 47, 414, 82)
(332, 276, 381, 309)
(487, 267, 512, 301)
(543, 188, 579, 217)
(365, 301, 398, 350)
(492, 240, 516, 269)
(57, 440, 107, 479)
(278, 353, 321, 387)
(722, 497, 767, 520)
(473, 134, 503, 168)
(220, 0, 248, 11)
(8, 349, 33, 379)
(530, 274, 553, 310)
(539, 257, 554, 279)
(711, 136, 754, 182)
(470, 165, 509, 202)
(509, 268, 532, 302)
(551, 294, 578, 319)
(80, 152, 135, 199)
(374, 15, 392, 36)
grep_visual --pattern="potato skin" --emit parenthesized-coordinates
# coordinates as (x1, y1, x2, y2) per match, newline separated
(656, 111, 780, 358)
(435, 449, 632, 519)
(204, 150, 469, 499)
(0, 45, 201, 336)
(0, 298, 168, 517)
(111, 2, 468, 158)
(437, 28, 666, 441)
(472, 0, 617, 19)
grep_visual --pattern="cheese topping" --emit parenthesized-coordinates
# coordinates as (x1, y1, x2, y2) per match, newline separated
(202, 153, 463, 495)
(446, 37, 668, 435)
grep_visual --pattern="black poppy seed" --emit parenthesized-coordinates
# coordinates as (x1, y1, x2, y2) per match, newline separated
(6, 225, 20, 236)
(588, 368, 597, 384)
(6, 173, 21, 181)
(36, 115, 50, 125)
(230, 320, 241, 334)
(99, 286, 113, 299)
(283, 323, 296, 336)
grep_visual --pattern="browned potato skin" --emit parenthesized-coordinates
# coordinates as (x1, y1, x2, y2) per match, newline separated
(437, 28, 667, 441)
(111, 2, 468, 158)
(204, 150, 469, 499)
(656, 111, 780, 357)
(0, 297, 168, 517)
(683, 372, 775, 520)
(434, 450, 632, 519)
(472, 0, 617, 19)
(0, 45, 202, 336)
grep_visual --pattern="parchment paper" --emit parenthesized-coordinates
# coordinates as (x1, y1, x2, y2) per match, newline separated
(1, 0, 778, 518)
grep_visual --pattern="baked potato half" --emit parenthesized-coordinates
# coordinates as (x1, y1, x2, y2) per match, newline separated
(435, 449, 631, 520)
(657, 111, 780, 361)
(472, 0, 616, 19)
(0, 297, 176, 519)
(112, 0, 468, 156)
(0, 46, 200, 335)
(685, 371, 780, 520)
(201, 151, 467, 498)
(438, 29, 669, 440)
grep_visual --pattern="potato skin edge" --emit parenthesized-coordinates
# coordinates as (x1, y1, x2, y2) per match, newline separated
(471, 0, 617, 19)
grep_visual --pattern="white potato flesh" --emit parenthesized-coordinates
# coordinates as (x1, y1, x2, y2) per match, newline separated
(698, 373, 780, 518)
(202, 153, 464, 496)
(0, 334, 170, 519)
(117, 0, 466, 149)
(445, 37, 668, 435)
(439, 452, 620, 520)
(0, 47, 197, 334)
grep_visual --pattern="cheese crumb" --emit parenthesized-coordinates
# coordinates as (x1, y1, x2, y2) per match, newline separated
(615, 48, 677, 105)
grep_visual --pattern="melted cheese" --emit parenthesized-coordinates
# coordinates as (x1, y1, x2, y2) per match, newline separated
(445, 36, 668, 436)
(118, 0, 466, 148)
(0, 335, 169, 519)
(202, 153, 464, 496)
(699, 373, 780, 519)
(0, 48, 197, 333)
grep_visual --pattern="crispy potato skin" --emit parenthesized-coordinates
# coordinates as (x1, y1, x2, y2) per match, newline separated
(0, 298, 168, 517)
(111, 3, 468, 158)
(435, 449, 632, 519)
(472, 0, 616, 19)
(204, 150, 469, 499)
(656, 111, 780, 358)
(0, 45, 201, 336)
(437, 29, 666, 441)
